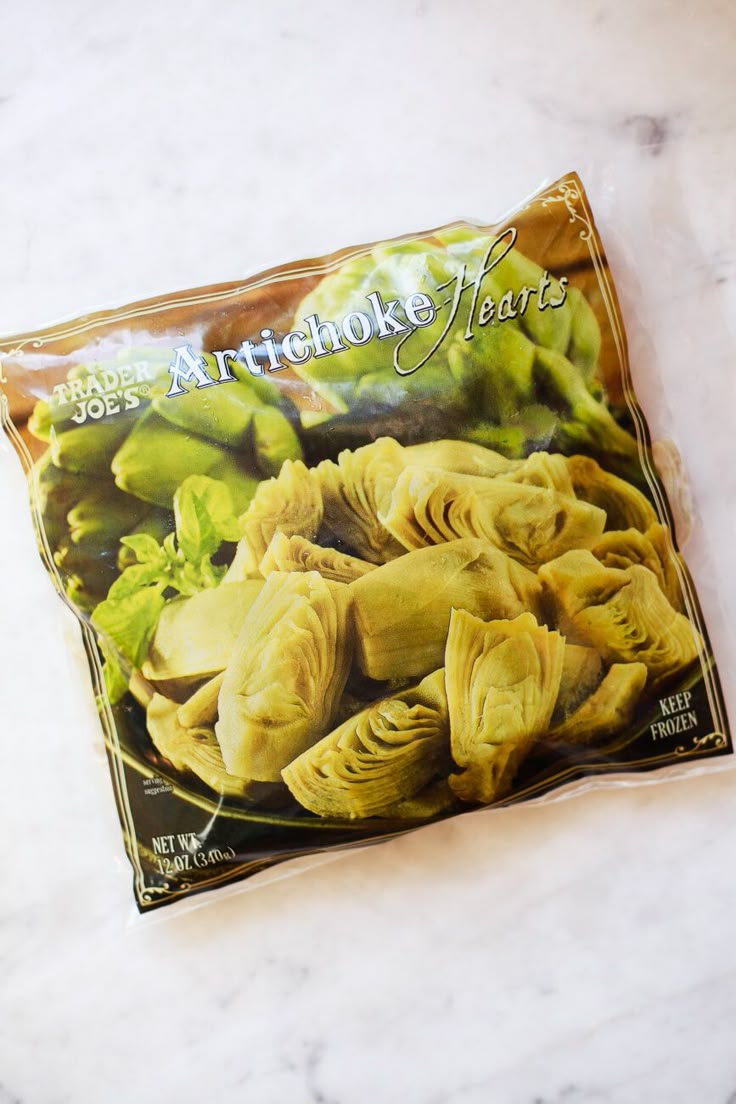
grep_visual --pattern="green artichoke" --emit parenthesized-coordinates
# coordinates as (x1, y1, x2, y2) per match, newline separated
(291, 230, 638, 467)
(28, 347, 304, 609)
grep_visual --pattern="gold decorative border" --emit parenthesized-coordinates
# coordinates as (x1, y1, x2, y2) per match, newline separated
(559, 177, 728, 744)
(675, 731, 727, 756)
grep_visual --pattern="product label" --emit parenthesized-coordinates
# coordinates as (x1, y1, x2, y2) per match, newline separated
(0, 171, 730, 912)
(51, 361, 155, 424)
(165, 227, 568, 396)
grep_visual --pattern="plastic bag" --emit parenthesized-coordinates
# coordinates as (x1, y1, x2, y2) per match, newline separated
(0, 171, 730, 914)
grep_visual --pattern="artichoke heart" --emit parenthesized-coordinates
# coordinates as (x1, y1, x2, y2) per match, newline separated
(177, 671, 225, 728)
(282, 669, 450, 819)
(260, 532, 376, 584)
(539, 550, 701, 682)
(381, 466, 605, 568)
(147, 694, 263, 799)
(446, 610, 565, 804)
(228, 458, 323, 579)
(501, 451, 575, 497)
(553, 643, 605, 724)
(316, 436, 406, 563)
(592, 524, 684, 612)
(403, 439, 518, 478)
(566, 455, 658, 532)
(382, 779, 457, 819)
(351, 538, 543, 681)
(141, 580, 264, 686)
(550, 663, 648, 744)
(216, 571, 353, 781)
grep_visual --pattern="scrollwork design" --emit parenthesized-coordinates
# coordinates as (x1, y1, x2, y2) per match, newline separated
(674, 731, 727, 756)
(0, 338, 46, 381)
(541, 180, 592, 242)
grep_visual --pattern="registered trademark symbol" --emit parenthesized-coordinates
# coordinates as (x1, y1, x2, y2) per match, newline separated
(139, 384, 150, 395)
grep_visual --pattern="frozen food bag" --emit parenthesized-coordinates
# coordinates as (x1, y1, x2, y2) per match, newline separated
(0, 172, 729, 912)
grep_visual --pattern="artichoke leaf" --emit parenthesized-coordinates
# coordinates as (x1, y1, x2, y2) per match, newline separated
(111, 409, 258, 511)
(533, 347, 638, 463)
(553, 643, 605, 725)
(152, 359, 262, 445)
(438, 228, 573, 355)
(382, 779, 457, 819)
(151, 355, 302, 466)
(403, 439, 518, 479)
(500, 451, 575, 497)
(66, 486, 148, 546)
(565, 285, 602, 381)
(32, 452, 98, 551)
(251, 405, 304, 476)
(50, 416, 134, 476)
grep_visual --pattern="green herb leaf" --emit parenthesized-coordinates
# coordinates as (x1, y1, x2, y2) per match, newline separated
(93, 586, 165, 669)
(119, 533, 166, 565)
(106, 561, 168, 601)
(174, 475, 241, 563)
(93, 475, 243, 702)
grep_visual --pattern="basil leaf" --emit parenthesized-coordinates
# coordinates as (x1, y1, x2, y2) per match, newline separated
(162, 531, 178, 561)
(92, 586, 165, 668)
(119, 533, 165, 565)
(106, 561, 168, 601)
(174, 475, 240, 562)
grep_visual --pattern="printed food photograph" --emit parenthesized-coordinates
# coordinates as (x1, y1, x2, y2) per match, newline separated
(2, 176, 727, 909)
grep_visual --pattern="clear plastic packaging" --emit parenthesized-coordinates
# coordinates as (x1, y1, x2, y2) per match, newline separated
(0, 170, 730, 915)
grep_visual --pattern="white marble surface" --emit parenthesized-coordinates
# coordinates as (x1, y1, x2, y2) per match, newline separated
(1, 2, 736, 1101)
